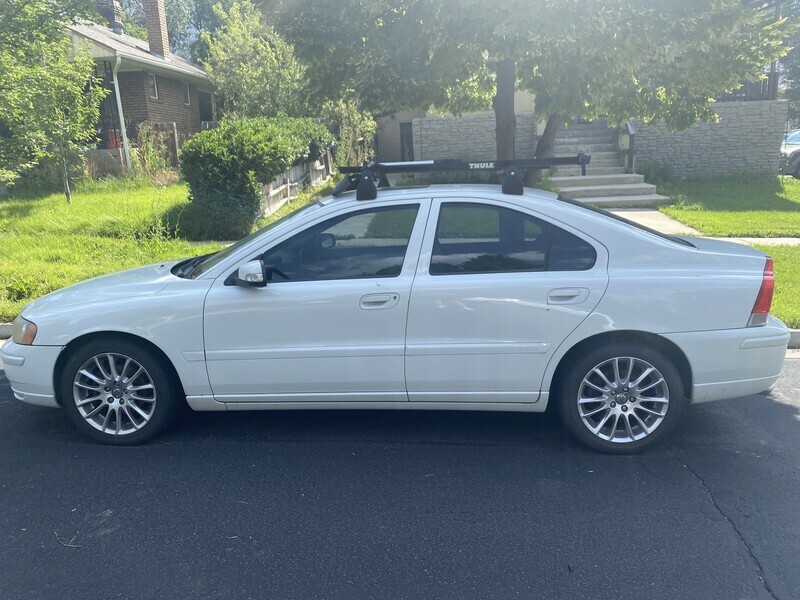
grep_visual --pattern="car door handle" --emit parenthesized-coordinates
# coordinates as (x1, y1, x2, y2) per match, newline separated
(547, 288, 590, 305)
(360, 293, 400, 310)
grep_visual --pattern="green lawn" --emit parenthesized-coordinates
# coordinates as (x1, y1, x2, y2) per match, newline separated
(0, 180, 224, 321)
(755, 245, 800, 329)
(660, 175, 800, 237)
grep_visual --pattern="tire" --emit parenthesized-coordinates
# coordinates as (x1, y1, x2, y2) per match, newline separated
(557, 342, 685, 454)
(59, 338, 181, 445)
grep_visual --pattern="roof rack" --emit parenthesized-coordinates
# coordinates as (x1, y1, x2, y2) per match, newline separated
(332, 154, 591, 200)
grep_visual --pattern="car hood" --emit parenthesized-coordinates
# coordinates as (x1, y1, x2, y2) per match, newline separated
(23, 260, 182, 316)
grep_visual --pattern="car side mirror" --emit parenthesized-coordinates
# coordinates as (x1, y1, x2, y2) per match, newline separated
(224, 260, 267, 288)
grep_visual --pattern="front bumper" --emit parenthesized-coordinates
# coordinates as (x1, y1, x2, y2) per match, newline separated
(0, 341, 63, 408)
(663, 316, 790, 403)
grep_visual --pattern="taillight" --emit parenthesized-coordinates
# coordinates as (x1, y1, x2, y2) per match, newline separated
(748, 257, 774, 327)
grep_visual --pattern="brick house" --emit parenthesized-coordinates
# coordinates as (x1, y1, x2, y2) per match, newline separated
(67, 0, 216, 170)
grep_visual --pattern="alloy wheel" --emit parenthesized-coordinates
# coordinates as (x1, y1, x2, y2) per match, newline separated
(72, 353, 157, 436)
(577, 356, 670, 443)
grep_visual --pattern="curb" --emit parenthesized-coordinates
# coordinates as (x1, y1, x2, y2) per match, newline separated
(1, 322, 799, 347)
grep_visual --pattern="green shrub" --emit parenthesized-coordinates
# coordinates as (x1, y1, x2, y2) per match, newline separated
(179, 116, 333, 240)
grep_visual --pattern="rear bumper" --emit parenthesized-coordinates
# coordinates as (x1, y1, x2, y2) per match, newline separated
(663, 316, 790, 403)
(0, 341, 62, 408)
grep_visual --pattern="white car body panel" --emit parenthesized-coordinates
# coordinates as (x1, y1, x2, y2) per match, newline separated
(405, 195, 609, 402)
(0, 185, 789, 419)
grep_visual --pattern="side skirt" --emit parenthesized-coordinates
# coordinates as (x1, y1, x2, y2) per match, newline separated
(185, 393, 551, 413)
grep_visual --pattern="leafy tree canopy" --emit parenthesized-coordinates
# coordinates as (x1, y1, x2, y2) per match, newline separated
(266, 0, 795, 159)
(780, 0, 800, 126)
(0, 0, 107, 198)
(201, 0, 306, 118)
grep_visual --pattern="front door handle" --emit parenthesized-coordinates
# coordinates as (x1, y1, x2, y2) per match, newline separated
(547, 288, 590, 305)
(360, 293, 400, 310)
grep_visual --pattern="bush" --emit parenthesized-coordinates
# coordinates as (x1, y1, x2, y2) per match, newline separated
(179, 116, 333, 239)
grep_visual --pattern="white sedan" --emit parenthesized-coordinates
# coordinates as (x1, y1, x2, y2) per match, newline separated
(1, 183, 790, 452)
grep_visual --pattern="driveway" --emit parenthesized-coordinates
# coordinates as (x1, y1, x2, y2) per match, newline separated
(0, 353, 798, 599)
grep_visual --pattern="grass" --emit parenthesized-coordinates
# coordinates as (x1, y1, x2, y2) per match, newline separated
(0, 180, 225, 320)
(659, 175, 800, 237)
(755, 245, 800, 329)
(0, 178, 336, 321)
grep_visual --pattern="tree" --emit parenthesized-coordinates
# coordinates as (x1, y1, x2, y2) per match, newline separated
(267, 0, 794, 164)
(201, 0, 306, 118)
(0, 0, 107, 201)
(780, 0, 800, 125)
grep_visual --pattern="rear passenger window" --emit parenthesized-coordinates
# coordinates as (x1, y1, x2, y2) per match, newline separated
(430, 202, 596, 275)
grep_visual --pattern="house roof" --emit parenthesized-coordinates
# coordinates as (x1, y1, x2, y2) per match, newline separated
(67, 22, 208, 82)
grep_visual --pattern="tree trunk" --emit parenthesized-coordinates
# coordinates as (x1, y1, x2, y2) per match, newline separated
(61, 156, 72, 204)
(524, 113, 561, 185)
(492, 58, 516, 161)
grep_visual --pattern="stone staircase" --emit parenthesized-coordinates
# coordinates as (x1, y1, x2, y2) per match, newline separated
(549, 120, 667, 207)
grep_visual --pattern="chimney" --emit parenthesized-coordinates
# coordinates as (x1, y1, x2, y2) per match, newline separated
(143, 0, 170, 59)
(96, 1, 124, 35)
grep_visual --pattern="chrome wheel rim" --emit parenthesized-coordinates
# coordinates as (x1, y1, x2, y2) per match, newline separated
(577, 356, 669, 444)
(72, 353, 157, 436)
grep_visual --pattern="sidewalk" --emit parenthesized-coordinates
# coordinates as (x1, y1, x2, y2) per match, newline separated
(610, 209, 800, 246)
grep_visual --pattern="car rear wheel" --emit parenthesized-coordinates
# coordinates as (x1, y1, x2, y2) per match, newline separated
(60, 338, 180, 445)
(557, 342, 685, 454)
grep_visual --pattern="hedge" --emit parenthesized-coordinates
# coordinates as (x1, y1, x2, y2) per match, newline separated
(179, 117, 333, 240)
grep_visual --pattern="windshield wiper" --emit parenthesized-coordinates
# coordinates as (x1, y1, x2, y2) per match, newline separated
(172, 253, 214, 279)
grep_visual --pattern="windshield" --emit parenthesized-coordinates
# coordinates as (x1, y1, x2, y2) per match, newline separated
(177, 201, 323, 279)
(786, 131, 800, 144)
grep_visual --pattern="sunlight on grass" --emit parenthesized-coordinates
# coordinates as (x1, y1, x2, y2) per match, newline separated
(0, 179, 336, 321)
(0, 183, 218, 320)
(755, 245, 800, 329)
(660, 175, 800, 237)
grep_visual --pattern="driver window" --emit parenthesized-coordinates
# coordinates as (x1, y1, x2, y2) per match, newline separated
(260, 205, 419, 282)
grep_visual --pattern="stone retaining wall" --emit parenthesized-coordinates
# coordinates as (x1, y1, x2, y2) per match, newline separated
(412, 113, 537, 161)
(634, 100, 788, 176)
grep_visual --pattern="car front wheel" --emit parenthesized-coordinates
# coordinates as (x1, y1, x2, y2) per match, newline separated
(557, 342, 685, 454)
(60, 338, 180, 445)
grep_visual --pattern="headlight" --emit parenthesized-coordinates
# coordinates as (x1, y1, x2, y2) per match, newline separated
(12, 316, 38, 345)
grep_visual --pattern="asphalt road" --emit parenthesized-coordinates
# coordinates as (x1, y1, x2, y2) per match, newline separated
(1, 355, 798, 600)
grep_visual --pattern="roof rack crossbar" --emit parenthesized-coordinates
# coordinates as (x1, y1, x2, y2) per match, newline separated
(333, 154, 590, 199)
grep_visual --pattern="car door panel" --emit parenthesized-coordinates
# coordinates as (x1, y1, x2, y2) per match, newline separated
(405, 198, 609, 403)
(203, 200, 429, 403)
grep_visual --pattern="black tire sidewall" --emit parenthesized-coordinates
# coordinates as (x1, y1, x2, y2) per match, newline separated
(60, 338, 179, 445)
(557, 342, 685, 454)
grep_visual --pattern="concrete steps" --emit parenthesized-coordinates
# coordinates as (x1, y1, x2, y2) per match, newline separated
(579, 194, 670, 208)
(551, 166, 626, 177)
(558, 182, 658, 198)
(551, 173, 646, 187)
(553, 143, 617, 154)
(549, 120, 666, 207)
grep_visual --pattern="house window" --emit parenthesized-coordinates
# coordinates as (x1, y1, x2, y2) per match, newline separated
(148, 74, 158, 100)
(184, 83, 191, 106)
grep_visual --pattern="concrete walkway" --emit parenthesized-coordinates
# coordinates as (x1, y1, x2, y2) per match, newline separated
(611, 209, 800, 246)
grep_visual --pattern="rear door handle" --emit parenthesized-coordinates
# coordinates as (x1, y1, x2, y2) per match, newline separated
(360, 293, 400, 310)
(547, 288, 590, 305)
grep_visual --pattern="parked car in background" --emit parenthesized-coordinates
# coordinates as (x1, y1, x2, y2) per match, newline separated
(781, 130, 800, 178)
(1, 159, 790, 453)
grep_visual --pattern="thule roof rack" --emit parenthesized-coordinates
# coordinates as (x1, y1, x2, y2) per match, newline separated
(332, 154, 591, 201)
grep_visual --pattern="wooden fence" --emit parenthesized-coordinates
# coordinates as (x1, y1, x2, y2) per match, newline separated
(261, 150, 333, 216)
